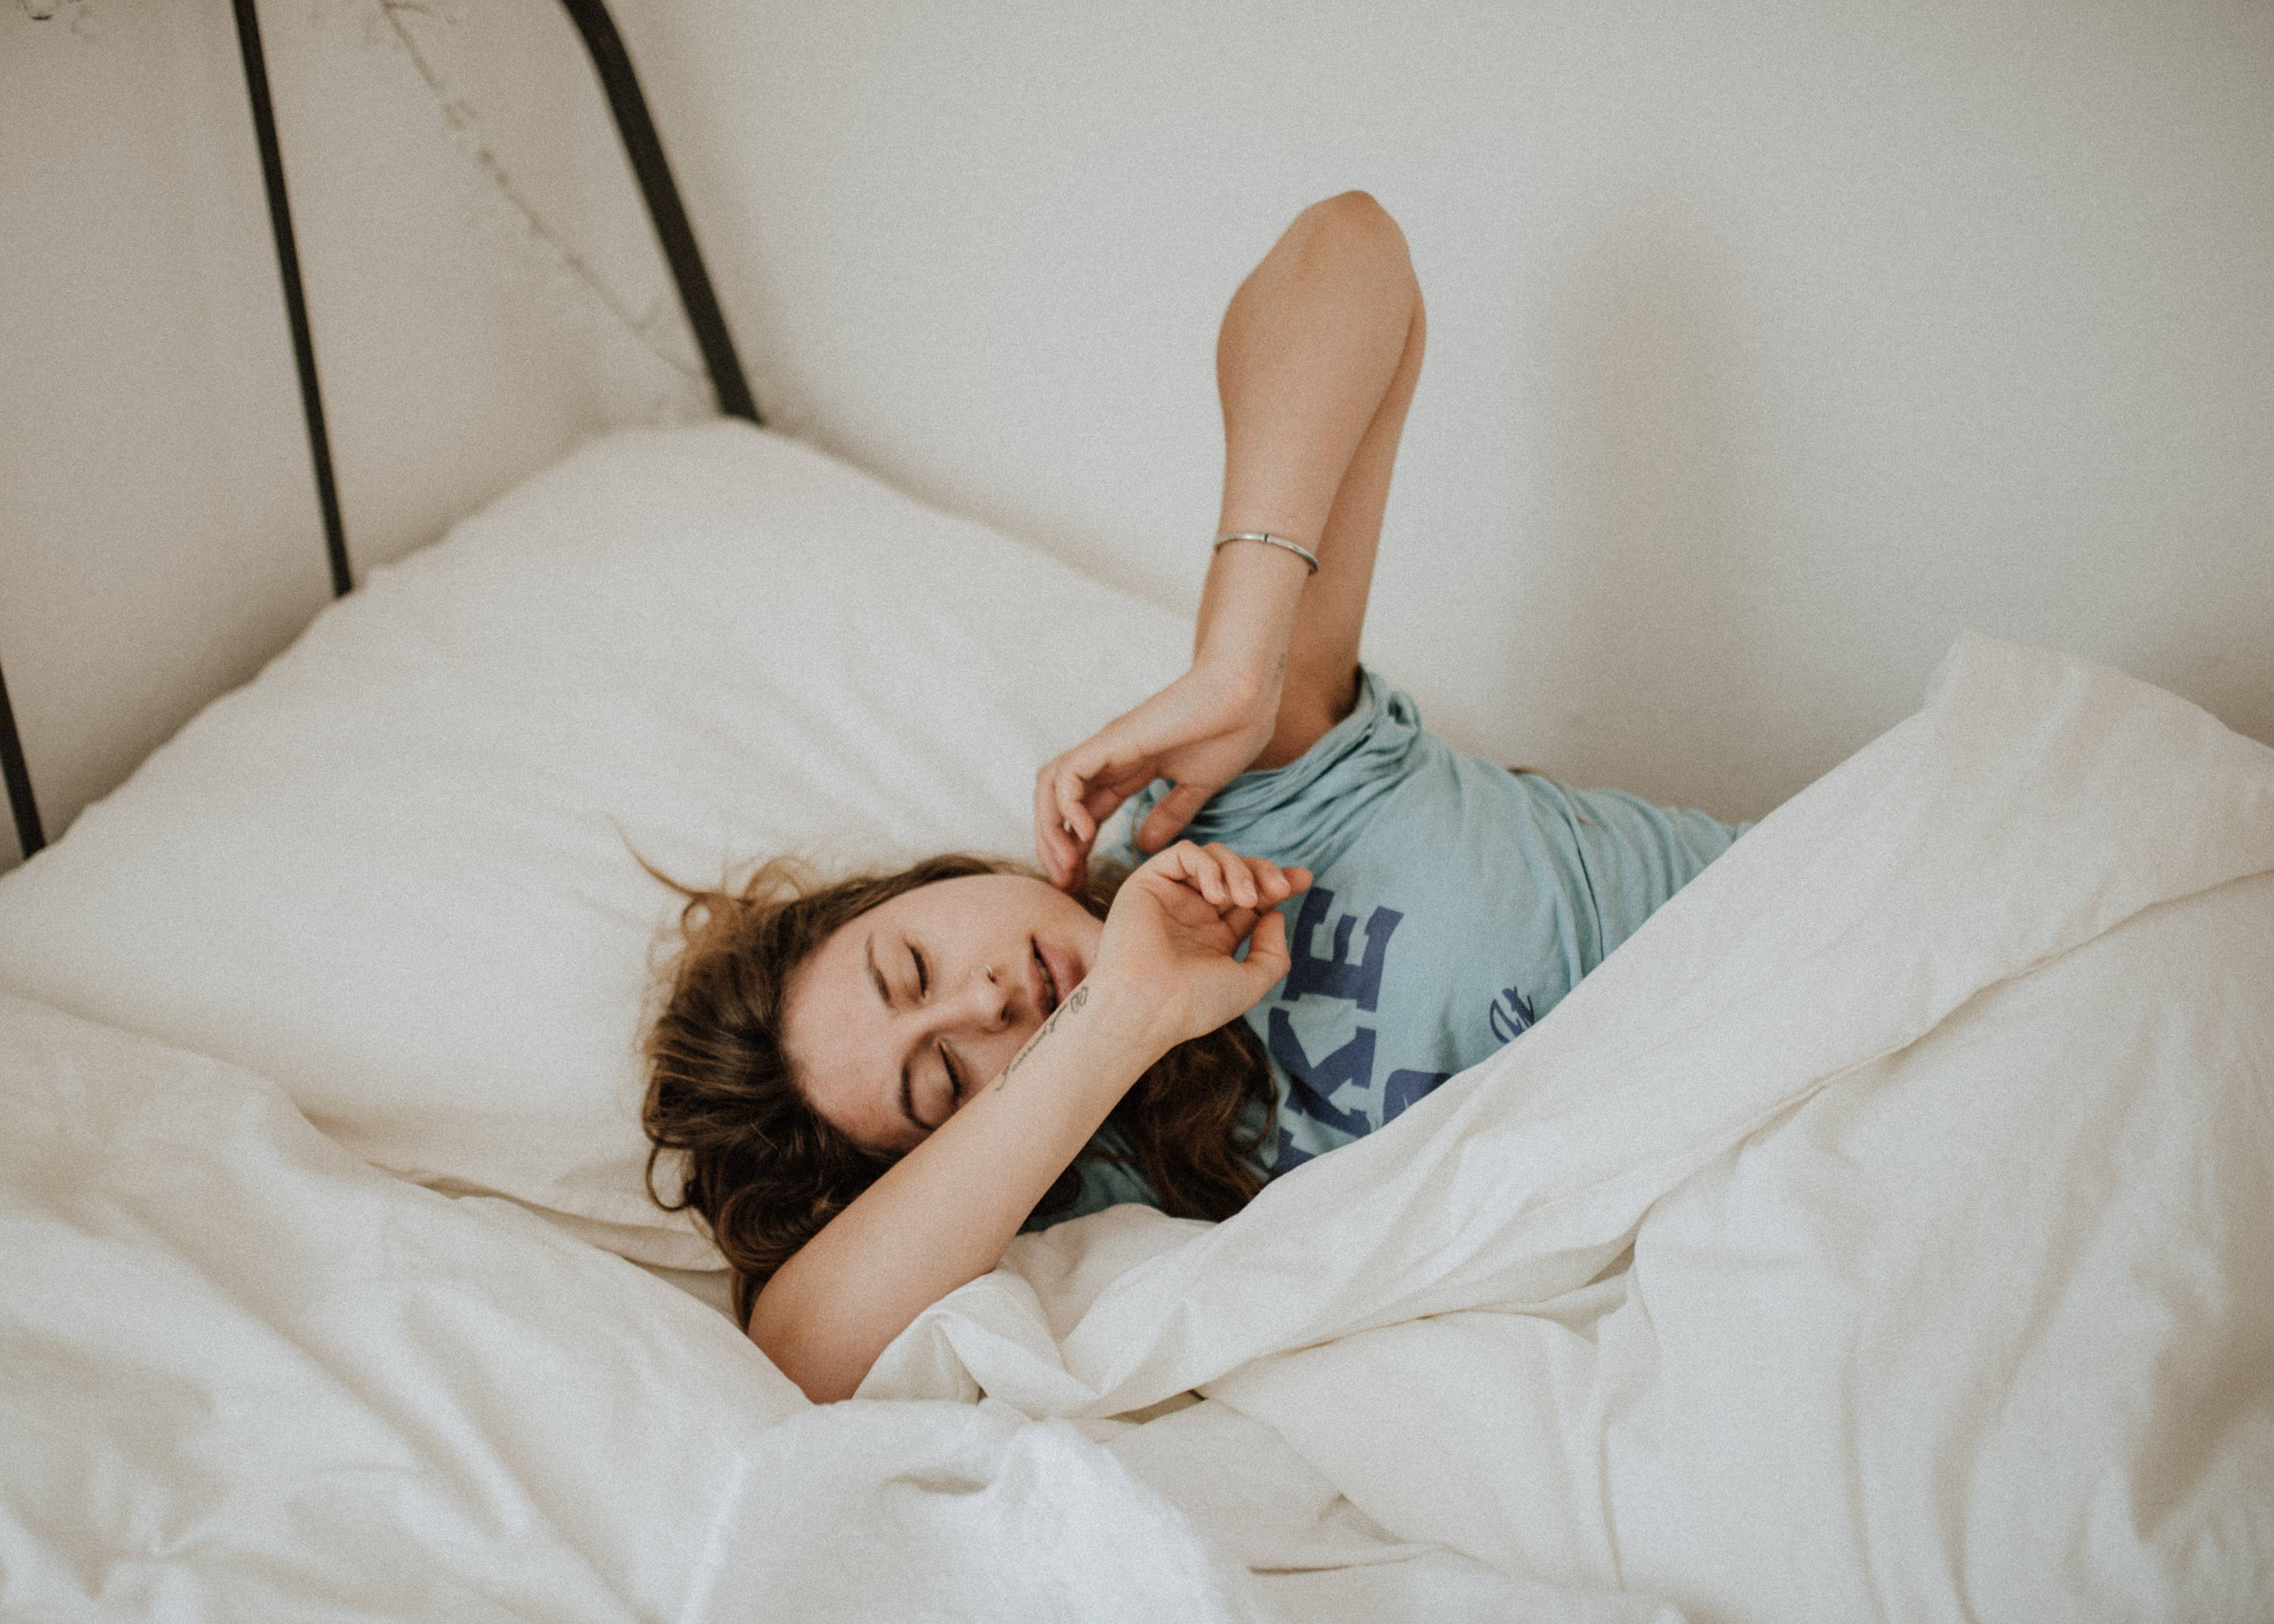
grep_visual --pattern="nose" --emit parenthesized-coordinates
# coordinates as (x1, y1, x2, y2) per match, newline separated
(956, 962, 1013, 1032)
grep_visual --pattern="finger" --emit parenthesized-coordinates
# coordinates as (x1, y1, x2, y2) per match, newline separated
(1229, 855, 1289, 904)
(1238, 851, 1301, 906)
(1054, 762, 1099, 850)
(1204, 843, 1258, 909)
(1221, 845, 1264, 909)
(1161, 840, 1226, 909)
(1152, 840, 1201, 886)
(1033, 762, 1076, 886)
(1135, 782, 1211, 855)
(1192, 845, 1227, 908)
(1086, 776, 1155, 843)
(1047, 784, 1094, 888)
(1240, 907, 1292, 987)
(1080, 782, 1130, 825)
(1040, 796, 1094, 890)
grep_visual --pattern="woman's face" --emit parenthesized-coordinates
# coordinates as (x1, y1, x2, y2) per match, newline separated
(781, 874, 1105, 1154)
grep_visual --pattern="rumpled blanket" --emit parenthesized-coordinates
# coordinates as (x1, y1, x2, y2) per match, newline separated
(6, 636, 2267, 1621)
(865, 634, 2274, 1620)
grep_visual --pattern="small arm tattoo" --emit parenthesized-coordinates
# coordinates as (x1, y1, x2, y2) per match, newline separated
(992, 984, 1090, 1092)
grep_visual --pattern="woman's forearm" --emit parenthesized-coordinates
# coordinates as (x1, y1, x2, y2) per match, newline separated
(1029, 194, 1422, 880)
(1194, 191, 1421, 689)
(747, 973, 1164, 1403)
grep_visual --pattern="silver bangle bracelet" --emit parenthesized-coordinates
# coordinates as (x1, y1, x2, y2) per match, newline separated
(1212, 531, 1320, 574)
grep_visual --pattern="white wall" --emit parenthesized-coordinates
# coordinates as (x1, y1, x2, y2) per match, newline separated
(2, 1, 323, 873)
(627, 0, 2273, 821)
(5, 0, 2269, 873)
(0, 0, 703, 871)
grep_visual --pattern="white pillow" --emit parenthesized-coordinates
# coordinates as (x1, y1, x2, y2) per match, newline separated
(0, 421, 1188, 1267)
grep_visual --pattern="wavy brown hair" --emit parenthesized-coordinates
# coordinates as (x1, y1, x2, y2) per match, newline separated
(641, 853, 1276, 1324)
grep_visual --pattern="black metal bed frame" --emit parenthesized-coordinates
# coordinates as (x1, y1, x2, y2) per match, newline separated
(0, 0, 758, 862)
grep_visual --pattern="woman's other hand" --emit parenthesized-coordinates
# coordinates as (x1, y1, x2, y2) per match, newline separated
(1089, 842, 1310, 1047)
(1033, 661, 1280, 890)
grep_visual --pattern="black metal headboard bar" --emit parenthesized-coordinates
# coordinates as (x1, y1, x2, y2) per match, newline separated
(559, 0, 760, 425)
(2, 0, 760, 864)
(233, 0, 353, 602)
(0, 660, 39, 859)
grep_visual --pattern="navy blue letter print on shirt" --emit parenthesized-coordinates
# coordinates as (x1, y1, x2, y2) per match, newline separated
(1263, 884, 1536, 1165)
(1487, 985, 1535, 1044)
(1270, 885, 1411, 1166)
(1280, 887, 1403, 1011)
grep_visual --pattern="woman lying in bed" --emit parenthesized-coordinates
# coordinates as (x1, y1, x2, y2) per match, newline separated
(643, 192, 1744, 1403)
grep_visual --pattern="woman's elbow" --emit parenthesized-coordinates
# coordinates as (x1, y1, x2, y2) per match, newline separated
(1307, 187, 1387, 225)
(1303, 190, 1405, 249)
(1288, 190, 1414, 289)
(747, 1297, 869, 1405)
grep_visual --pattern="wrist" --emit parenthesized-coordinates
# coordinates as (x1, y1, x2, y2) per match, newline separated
(1183, 647, 1280, 731)
(1192, 539, 1305, 699)
(1072, 963, 1197, 1060)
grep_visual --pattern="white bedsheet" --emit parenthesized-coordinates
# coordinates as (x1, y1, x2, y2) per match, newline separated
(5, 637, 2269, 1621)
(866, 636, 2274, 1618)
(0, 992, 1269, 1620)
(0, 988, 1647, 1621)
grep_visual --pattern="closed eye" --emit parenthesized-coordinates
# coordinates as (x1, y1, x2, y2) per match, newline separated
(911, 944, 929, 998)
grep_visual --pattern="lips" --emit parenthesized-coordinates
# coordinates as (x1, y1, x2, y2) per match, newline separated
(1029, 938, 1060, 1015)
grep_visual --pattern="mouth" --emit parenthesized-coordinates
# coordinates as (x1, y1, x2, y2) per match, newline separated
(1029, 937, 1060, 1016)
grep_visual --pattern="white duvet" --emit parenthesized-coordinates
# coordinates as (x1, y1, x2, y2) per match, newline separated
(5, 636, 2271, 1621)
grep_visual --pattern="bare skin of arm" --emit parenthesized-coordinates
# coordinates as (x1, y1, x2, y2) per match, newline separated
(1035, 189, 1427, 887)
(753, 194, 1414, 1403)
(747, 973, 1157, 1403)
(748, 843, 1306, 1403)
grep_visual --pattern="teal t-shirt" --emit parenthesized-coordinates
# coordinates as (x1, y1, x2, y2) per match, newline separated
(1030, 667, 1746, 1226)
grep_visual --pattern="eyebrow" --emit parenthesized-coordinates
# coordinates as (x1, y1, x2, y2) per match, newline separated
(865, 931, 928, 1137)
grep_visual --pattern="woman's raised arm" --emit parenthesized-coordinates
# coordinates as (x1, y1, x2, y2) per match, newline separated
(1209, 189, 1426, 764)
(1035, 191, 1426, 887)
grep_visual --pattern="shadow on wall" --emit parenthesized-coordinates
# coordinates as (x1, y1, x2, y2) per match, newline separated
(1534, 197, 1790, 823)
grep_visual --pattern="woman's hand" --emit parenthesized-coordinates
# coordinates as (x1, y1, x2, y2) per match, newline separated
(1088, 842, 1311, 1050)
(1034, 662, 1281, 890)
